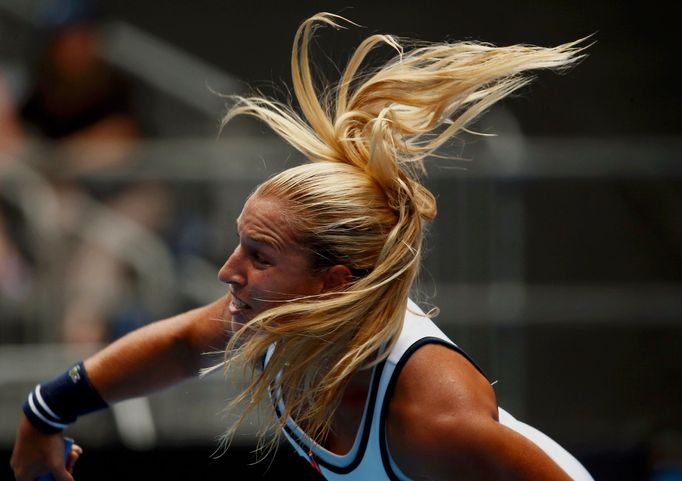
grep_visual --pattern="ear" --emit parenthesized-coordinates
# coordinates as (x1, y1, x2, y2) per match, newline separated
(322, 264, 353, 292)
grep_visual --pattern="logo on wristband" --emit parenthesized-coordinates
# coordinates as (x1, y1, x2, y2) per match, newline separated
(69, 365, 81, 383)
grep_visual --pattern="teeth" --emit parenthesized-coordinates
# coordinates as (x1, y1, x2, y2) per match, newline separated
(232, 296, 247, 308)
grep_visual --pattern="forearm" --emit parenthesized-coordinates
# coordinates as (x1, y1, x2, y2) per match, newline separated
(84, 295, 231, 403)
(12, 296, 231, 481)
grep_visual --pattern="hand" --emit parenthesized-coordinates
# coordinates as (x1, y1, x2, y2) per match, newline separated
(10, 415, 82, 481)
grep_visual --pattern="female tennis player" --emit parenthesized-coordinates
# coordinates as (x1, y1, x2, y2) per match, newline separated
(11, 13, 594, 481)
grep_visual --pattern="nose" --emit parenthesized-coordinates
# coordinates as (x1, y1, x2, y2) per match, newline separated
(218, 246, 246, 287)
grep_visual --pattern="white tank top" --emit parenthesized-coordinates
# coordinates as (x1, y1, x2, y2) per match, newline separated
(266, 300, 595, 481)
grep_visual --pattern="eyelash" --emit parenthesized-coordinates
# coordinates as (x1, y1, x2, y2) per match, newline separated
(251, 251, 270, 266)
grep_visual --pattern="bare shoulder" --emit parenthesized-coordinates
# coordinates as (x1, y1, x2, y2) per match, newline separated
(387, 342, 498, 425)
(385, 342, 498, 478)
(385, 343, 576, 481)
(186, 295, 233, 347)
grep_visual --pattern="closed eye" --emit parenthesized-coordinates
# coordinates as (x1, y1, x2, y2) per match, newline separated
(252, 251, 271, 267)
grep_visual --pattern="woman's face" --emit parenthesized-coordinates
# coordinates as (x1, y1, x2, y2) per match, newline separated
(218, 194, 327, 331)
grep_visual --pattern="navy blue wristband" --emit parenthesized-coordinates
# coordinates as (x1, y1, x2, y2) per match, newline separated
(22, 361, 108, 434)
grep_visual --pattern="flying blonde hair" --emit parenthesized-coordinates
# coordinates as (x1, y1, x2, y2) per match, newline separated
(216, 12, 588, 454)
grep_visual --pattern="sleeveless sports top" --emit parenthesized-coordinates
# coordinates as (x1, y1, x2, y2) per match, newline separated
(266, 299, 595, 481)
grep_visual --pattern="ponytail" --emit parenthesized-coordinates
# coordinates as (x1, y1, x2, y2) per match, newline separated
(217, 12, 588, 454)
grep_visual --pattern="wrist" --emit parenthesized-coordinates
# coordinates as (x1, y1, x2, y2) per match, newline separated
(22, 361, 108, 434)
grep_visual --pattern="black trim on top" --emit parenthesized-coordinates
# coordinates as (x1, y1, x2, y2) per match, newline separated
(274, 359, 387, 475)
(379, 337, 489, 481)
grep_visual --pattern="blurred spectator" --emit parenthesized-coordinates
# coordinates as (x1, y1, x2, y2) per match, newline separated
(0, 208, 31, 306)
(19, 3, 139, 171)
(1, 68, 33, 334)
(0, 0, 175, 344)
(0, 72, 24, 154)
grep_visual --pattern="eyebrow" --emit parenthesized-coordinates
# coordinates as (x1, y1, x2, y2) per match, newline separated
(245, 234, 278, 251)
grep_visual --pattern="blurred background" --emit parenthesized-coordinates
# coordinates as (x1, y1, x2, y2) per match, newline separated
(1, 1, 680, 480)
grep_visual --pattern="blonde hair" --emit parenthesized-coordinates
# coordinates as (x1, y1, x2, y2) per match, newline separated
(218, 12, 587, 452)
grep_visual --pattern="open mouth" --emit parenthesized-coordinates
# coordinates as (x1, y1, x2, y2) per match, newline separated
(229, 292, 251, 315)
(232, 296, 248, 308)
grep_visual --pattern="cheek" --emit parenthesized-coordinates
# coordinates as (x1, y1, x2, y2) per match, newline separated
(252, 271, 323, 303)
(248, 272, 287, 304)
(291, 273, 325, 296)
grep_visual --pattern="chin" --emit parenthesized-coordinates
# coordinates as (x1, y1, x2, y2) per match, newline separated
(230, 318, 245, 333)
(230, 312, 258, 333)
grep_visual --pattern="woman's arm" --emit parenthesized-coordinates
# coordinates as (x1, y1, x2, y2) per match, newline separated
(11, 295, 232, 481)
(387, 343, 577, 481)
(85, 294, 231, 402)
